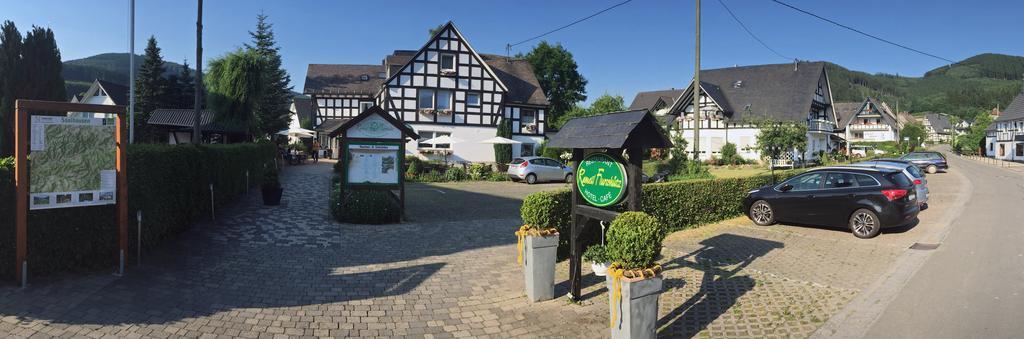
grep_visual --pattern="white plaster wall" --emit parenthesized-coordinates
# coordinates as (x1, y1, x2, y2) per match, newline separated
(985, 136, 996, 157)
(406, 124, 500, 163)
(678, 127, 762, 161)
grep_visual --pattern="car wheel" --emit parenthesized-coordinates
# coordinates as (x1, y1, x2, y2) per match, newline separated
(849, 208, 881, 239)
(565, 173, 574, 184)
(926, 165, 938, 174)
(526, 174, 537, 185)
(749, 200, 776, 226)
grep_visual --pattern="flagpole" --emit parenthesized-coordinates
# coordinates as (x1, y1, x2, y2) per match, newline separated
(128, 0, 135, 143)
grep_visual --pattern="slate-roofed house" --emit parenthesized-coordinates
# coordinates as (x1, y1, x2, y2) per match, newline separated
(640, 61, 838, 162)
(147, 109, 247, 144)
(985, 91, 1024, 159)
(834, 97, 902, 145)
(69, 79, 129, 118)
(303, 22, 549, 162)
(920, 112, 954, 143)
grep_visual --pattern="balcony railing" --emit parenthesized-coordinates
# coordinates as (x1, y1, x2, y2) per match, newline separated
(807, 119, 835, 132)
(997, 131, 1021, 142)
(848, 124, 891, 131)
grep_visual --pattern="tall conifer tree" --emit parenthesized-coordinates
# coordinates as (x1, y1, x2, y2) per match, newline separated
(0, 21, 23, 156)
(135, 36, 166, 141)
(246, 14, 292, 138)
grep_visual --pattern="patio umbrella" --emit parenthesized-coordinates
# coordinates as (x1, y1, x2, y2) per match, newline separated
(478, 136, 521, 144)
(420, 135, 463, 164)
(276, 128, 315, 138)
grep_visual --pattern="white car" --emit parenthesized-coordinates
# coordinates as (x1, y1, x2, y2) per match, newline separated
(507, 157, 574, 184)
(851, 159, 929, 206)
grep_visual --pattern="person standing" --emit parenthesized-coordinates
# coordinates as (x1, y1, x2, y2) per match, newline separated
(311, 139, 321, 163)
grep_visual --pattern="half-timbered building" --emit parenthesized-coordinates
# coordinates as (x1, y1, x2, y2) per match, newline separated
(633, 62, 839, 162)
(834, 97, 902, 144)
(303, 22, 549, 163)
(986, 91, 1024, 159)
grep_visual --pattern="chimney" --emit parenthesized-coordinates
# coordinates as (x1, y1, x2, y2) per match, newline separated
(793, 59, 798, 71)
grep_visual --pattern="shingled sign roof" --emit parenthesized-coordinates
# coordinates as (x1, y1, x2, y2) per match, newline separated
(547, 110, 672, 149)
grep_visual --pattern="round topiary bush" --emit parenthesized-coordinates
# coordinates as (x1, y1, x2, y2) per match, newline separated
(606, 212, 666, 270)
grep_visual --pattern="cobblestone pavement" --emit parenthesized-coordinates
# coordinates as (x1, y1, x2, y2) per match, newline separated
(0, 162, 963, 338)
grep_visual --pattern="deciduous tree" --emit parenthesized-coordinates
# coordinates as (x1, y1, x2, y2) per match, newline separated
(521, 41, 587, 125)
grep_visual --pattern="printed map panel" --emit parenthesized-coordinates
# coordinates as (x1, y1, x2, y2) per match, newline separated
(29, 116, 116, 210)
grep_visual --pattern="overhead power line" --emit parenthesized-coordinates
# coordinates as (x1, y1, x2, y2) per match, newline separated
(507, 0, 634, 49)
(771, 0, 955, 64)
(717, 0, 790, 61)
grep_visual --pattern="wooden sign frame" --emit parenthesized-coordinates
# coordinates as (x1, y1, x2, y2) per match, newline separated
(13, 100, 128, 287)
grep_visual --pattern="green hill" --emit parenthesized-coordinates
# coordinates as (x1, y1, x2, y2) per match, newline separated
(62, 53, 185, 98)
(826, 53, 1024, 120)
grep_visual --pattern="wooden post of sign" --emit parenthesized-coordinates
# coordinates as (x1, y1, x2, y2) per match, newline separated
(398, 140, 406, 221)
(116, 111, 128, 275)
(568, 148, 584, 300)
(626, 147, 643, 211)
(14, 101, 28, 287)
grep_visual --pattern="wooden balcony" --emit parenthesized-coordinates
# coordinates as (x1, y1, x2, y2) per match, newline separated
(807, 119, 835, 133)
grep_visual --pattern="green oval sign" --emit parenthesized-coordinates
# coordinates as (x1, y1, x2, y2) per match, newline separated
(576, 153, 627, 207)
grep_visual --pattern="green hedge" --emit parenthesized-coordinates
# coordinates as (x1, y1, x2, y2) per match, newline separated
(0, 143, 276, 280)
(520, 170, 804, 258)
(329, 181, 401, 224)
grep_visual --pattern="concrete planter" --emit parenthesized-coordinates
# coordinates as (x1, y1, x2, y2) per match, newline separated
(522, 234, 559, 302)
(607, 274, 663, 339)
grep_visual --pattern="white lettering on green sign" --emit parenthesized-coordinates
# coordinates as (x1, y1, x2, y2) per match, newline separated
(576, 153, 627, 207)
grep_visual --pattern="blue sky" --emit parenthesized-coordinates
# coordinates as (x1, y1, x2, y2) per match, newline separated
(2, 0, 1023, 104)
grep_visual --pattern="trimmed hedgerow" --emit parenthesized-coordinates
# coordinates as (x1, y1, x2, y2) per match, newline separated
(519, 169, 805, 258)
(330, 183, 401, 224)
(0, 143, 276, 280)
(606, 212, 666, 270)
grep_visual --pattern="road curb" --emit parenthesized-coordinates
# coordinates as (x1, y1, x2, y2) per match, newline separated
(812, 151, 974, 338)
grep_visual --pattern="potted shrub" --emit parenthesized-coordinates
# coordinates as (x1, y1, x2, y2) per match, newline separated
(583, 245, 611, 277)
(606, 212, 667, 339)
(261, 164, 283, 206)
(515, 224, 559, 302)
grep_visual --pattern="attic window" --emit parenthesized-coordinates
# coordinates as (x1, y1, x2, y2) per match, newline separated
(732, 80, 743, 88)
(440, 53, 456, 72)
(360, 74, 370, 81)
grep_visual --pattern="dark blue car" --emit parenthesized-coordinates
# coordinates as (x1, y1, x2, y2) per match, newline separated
(900, 151, 948, 174)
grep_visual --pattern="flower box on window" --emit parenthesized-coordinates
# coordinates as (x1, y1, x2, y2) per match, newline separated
(418, 109, 436, 115)
(440, 70, 457, 76)
(436, 109, 453, 116)
(524, 124, 537, 133)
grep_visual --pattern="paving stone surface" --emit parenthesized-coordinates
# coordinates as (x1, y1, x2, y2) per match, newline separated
(0, 162, 947, 338)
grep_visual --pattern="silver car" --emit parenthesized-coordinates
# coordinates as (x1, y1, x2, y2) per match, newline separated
(851, 159, 929, 206)
(507, 157, 573, 184)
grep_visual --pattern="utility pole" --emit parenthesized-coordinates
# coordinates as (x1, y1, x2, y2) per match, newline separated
(192, 0, 203, 144)
(692, 0, 701, 160)
(128, 0, 135, 143)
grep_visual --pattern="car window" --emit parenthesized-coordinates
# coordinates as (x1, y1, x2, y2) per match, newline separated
(905, 165, 923, 178)
(785, 173, 823, 191)
(529, 159, 545, 165)
(854, 174, 880, 187)
(927, 153, 944, 160)
(825, 172, 857, 189)
(545, 159, 563, 167)
(511, 158, 526, 165)
(885, 172, 912, 187)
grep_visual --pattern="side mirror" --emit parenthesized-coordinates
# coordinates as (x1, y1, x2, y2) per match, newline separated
(779, 184, 794, 192)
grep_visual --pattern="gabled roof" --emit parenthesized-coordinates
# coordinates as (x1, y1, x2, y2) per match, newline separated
(304, 64, 385, 96)
(96, 80, 129, 105)
(835, 97, 899, 130)
(628, 89, 684, 111)
(332, 105, 419, 139)
(547, 110, 672, 149)
(923, 113, 953, 134)
(292, 97, 313, 123)
(380, 21, 508, 94)
(147, 108, 245, 133)
(994, 92, 1024, 122)
(316, 118, 349, 135)
(667, 62, 829, 122)
(302, 22, 548, 107)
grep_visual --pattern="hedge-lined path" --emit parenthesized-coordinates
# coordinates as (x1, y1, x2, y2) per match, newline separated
(0, 160, 967, 338)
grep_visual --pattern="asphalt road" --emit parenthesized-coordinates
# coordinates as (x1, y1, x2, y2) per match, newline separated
(866, 153, 1024, 337)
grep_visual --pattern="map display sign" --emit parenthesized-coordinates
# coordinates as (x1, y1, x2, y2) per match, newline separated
(576, 153, 627, 207)
(347, 143, 400, 185)
(29, 116, 116, 210)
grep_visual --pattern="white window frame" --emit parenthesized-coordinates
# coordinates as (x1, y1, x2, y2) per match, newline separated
(466, 92, 481, 106)
(436, 90, 453, 110)
(440, 53, 456, 72)
(521, 143, 536, 157)
(418, 89, 435, 109)
(521, 109, 537, 125)
(417, 131, 451, 149)
(359, 102, 373, 113)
